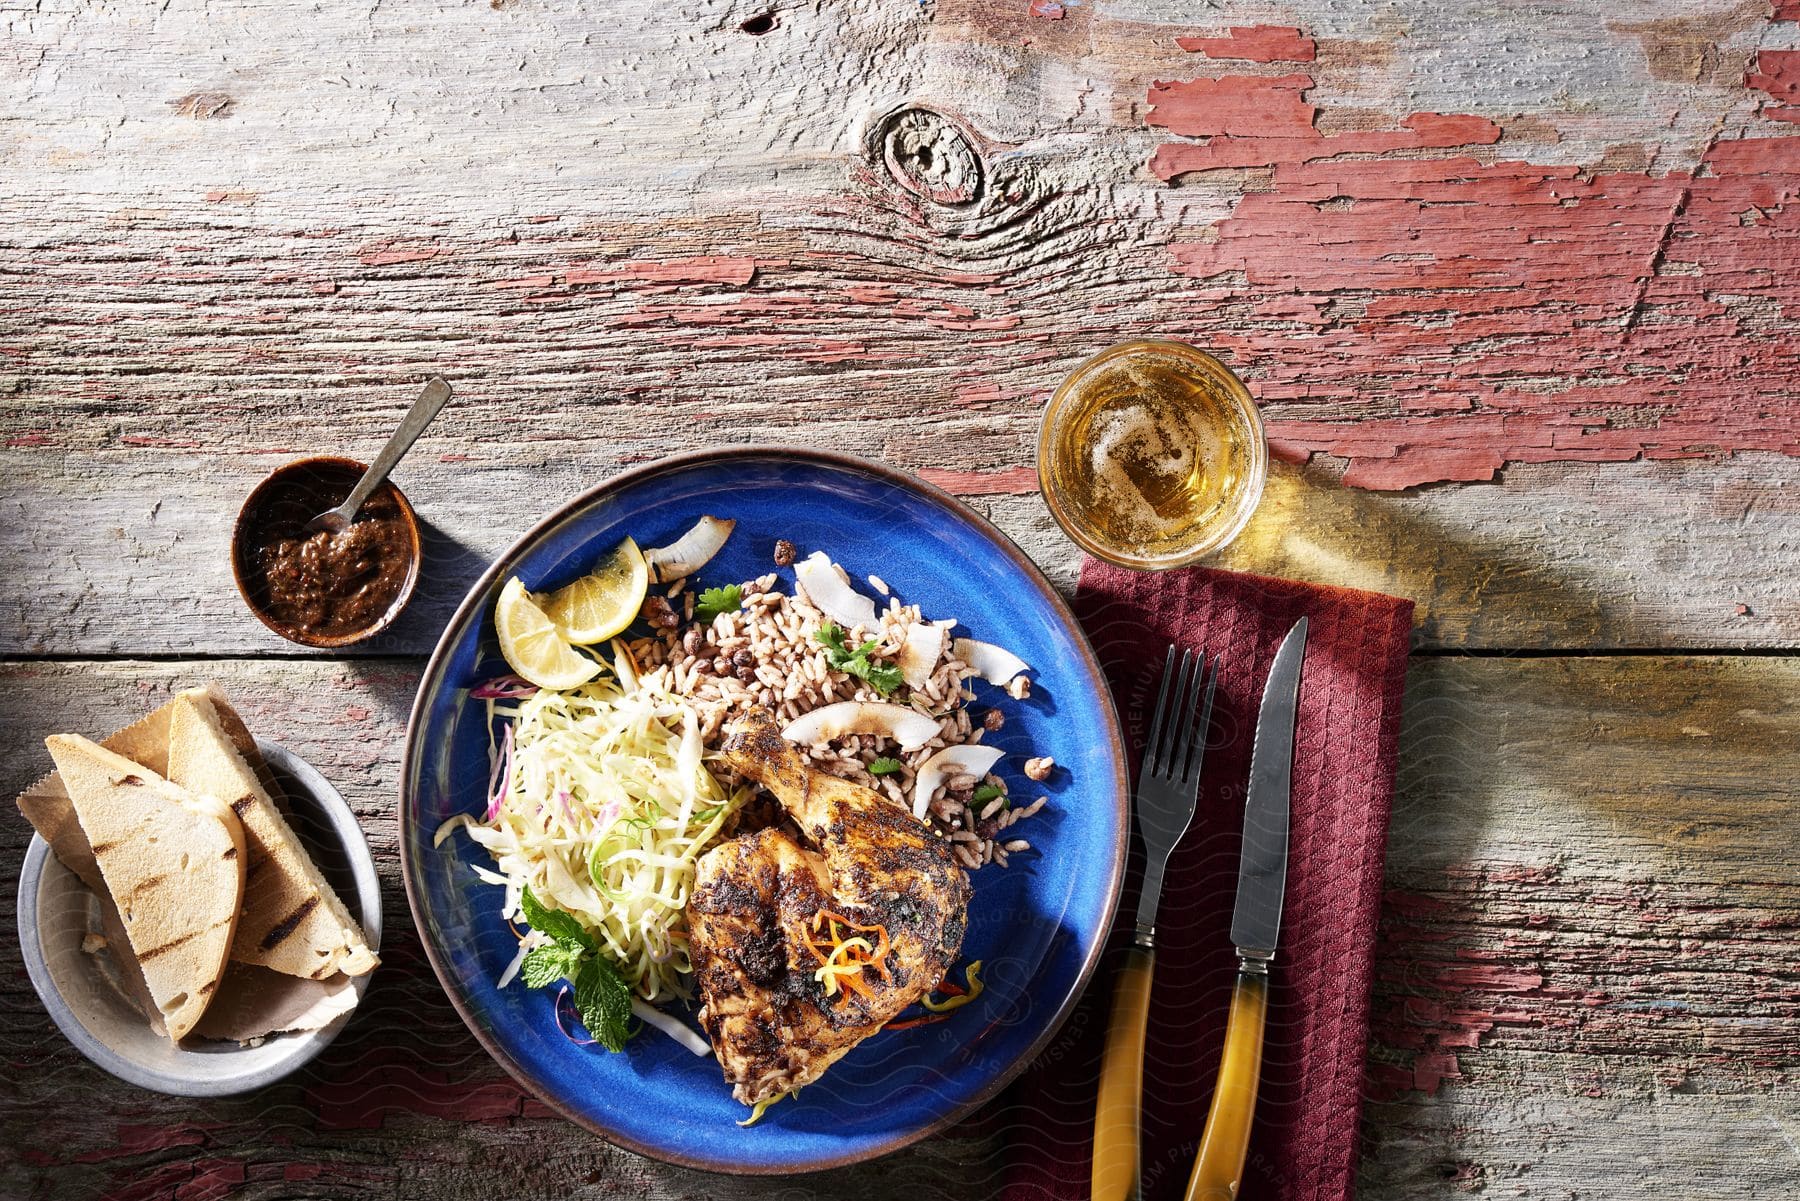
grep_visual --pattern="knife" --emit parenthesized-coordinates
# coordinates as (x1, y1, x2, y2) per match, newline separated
(1185, 617, 1308, 1201)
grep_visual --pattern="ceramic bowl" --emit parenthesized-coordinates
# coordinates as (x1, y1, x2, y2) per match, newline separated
(230, 455, 423, 648)
(16, 739, 382, 1096)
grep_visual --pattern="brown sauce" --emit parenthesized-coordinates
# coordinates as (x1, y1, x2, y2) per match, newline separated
(237, 461, 415, 642)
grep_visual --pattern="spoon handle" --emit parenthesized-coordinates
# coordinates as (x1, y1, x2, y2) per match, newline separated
(337, 377, 453, 520)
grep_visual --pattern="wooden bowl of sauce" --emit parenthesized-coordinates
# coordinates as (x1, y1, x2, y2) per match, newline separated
(231, 456, 422, 647)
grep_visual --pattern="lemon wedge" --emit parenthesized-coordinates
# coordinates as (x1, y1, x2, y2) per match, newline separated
(543, 537, 649, 644)
(495, 577, 603, 691)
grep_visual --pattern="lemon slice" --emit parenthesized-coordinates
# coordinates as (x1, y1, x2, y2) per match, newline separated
(496, 577, 603, 691)
(543, 537, 649, 644)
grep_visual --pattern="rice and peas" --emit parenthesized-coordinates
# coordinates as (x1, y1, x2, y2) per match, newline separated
(445, 530, 1049, 1049)
(627, 566, 1047, 872)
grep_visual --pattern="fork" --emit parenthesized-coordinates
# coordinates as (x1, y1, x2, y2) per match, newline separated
(1092, 646, 1220, 1201)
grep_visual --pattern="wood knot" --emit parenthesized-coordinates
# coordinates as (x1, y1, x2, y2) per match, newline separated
(874, 107, 984, 207)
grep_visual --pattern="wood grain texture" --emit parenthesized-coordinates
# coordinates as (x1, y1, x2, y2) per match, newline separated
(0, 656, 1793, 1199)
(5, 0, 1800, 1197)
(0, 450, 1793, 657)
(4, 2, 1800, 489)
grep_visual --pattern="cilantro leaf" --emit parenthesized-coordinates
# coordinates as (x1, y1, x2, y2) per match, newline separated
(816, 622, 851, 656)
(971, 783, 1006, 805)
(862, 660, 906, 696)
(520, 886, 594, 952)
(867, 757, 904, 776)
(694, 584, 743, 623)
(815, 623, 905, 697)
(575, 954, 635, 1053)
(520, 943, 583, 989)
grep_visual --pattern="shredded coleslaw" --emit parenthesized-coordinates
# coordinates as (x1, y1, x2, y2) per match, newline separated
(437, 655, 750, 1004)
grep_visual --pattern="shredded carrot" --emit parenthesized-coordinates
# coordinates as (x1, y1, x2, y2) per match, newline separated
(804, 909, 894, 1000)
(885, 1015, 950, 1031)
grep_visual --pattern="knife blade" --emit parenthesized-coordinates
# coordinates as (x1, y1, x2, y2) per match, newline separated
(1230, 616, 1307, 961)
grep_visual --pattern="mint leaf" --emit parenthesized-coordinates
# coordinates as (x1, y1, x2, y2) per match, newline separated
(815, 623, 904, 697)
(520, 886, 594, 952)
(575, 955, 634, 1053)
(971, 783, 1006, 805)
(695, 584, 742, 623)
(520, 943, 582, 988)
(868, 757, 904, 776)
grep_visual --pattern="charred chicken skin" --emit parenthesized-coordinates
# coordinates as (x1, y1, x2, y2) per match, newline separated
(688, 707, 971, 1105)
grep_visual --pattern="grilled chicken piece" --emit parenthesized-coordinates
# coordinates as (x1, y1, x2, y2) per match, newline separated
(689, 707, 971, 1106)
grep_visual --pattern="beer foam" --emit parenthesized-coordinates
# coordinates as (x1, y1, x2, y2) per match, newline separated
(1086, 396, 1221, 540)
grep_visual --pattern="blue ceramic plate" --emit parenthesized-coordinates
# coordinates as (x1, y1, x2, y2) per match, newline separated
(400, 447, 1127, 1173)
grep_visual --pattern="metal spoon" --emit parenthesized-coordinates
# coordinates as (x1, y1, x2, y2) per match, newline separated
(305, 376, 453, 535)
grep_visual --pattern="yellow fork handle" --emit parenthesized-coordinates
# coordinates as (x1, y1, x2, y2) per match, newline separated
(1185, 969, 1269, 1201)
(1091, 945, 1155, 1201)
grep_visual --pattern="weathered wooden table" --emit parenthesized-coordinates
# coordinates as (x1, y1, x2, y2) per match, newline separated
(4, 1, 1797, 1196)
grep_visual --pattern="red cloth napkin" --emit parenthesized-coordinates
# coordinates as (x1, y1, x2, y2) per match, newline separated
(997, 560, 1414, 1201)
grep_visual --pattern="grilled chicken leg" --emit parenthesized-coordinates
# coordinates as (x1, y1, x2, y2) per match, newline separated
(688, 707, 971, 1106)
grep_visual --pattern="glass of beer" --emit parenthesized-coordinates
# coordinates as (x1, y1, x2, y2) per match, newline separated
(1037, 340, 1267, 570)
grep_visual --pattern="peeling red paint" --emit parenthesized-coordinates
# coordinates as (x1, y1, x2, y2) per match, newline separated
(1028, 0, 1065, 19)
(1370, 887, 1552, 1097)
(567, 255, 756, 288)
(844, 283, 898, 304)
(1748, 49, 1800, 121)
(927, 313, 1022, 331)
(1176, 25, 1316, 63)
(1748, 49, 1800, 102)
(119, 434, 203, 448)
(1149, 73, 1317, 139)
(175, 1161, 247, 1201)
(1410, 1051, 1463, 1093)
(73, 1122, 213, 1162)
(1154, 111, 1501, 179)
(956, 380, 1012, 403)
(915, 465, 1040, 495)
(358, 246, 442, 266)
(1151, 42, 1800, 488)
(487, 273, 556, 290)
(100, 1157, 247, 1201)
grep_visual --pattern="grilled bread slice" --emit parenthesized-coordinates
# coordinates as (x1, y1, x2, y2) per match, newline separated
(167, 694, 378, 980)
(45, 734, 245, 1042)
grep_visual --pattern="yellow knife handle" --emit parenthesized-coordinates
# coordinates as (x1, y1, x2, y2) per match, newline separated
(1185, 968, 1270, 1201)
(1091, 944, 1155, 1201)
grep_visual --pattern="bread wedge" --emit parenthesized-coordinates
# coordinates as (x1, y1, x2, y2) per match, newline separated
(17, 780, 168, 1037)
(167, 693, 378, 980)
(45, 734, 245, 1042)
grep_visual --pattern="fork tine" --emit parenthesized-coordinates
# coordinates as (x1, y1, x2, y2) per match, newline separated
(1140, 644, 1177, 780)
(1155, 650, 1195, 778)
(1180, 655, 1220, 784)
(1163, 649, 1206, 779)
